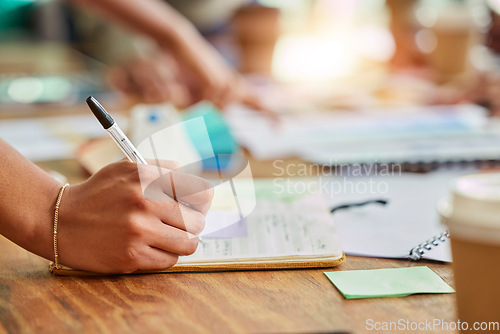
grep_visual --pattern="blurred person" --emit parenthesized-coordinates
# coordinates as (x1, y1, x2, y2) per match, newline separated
(386, 0, 428, 70)
(70, 0, 262, 109)
(435, 1, 500, 116)
(475, 0, 500, 116)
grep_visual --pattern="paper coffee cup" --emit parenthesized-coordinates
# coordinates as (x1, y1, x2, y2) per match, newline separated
(439, 173, 500, 333)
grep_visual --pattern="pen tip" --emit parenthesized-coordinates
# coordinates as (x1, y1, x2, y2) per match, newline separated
(86, 96, 115, 129)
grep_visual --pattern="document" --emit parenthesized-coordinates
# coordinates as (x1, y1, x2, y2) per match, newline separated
(0, 114, 128, 161)
(226, 104, 500, 165)
(180, 193, 343, 265)
(327, 168, 477, 262)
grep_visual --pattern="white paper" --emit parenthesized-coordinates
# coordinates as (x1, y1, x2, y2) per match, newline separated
(0, 114, 127, 161)
(135, 109, 204, 173)
(226, 104, 500, 164)
(325, 169, 475, 262)
(179, 194, 343, 264)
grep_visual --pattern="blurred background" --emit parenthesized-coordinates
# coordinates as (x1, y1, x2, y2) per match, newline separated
(3, 0, 500, 172)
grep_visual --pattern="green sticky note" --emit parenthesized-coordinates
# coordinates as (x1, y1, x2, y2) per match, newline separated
(325, 266, 454, 299)
(183, 102, 238, 156)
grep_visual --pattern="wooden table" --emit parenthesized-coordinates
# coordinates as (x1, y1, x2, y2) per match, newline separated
(0, 159, 457, 333)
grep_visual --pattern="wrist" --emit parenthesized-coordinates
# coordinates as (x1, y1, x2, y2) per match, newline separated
(27, 182, 65, 261)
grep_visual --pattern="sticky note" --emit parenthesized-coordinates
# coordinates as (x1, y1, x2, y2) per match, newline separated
(183, 102, 238, 170)
(325, 266, 454, 299)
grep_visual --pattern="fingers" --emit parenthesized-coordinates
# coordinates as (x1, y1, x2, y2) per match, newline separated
(140, 165, 214, 215)
(241, 93, 280, 123)
(146, 219, 200, 255)
(108, 54, 190, 105)
(58, 159, 211, 273)
(109, 47, 275, 112)
(127, 60, 171, 104)
(149, 199, 206, 234)
(116, 229, 194, 273)
(137, 247, 179, 271)
(232, 75, 280, 122)
(166, 171, 214, 214)
(201, 77, 230, 109)
(215, 82, 236, 110)
(163, 81, 191, 109)
(201, 72, 279, 123)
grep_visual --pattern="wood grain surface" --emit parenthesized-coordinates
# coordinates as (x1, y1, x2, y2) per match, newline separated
(0, 234, 456, 334)
(0, 159, 458, 333)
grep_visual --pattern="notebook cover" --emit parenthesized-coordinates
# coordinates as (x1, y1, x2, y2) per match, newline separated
(49, 253, 346, 276)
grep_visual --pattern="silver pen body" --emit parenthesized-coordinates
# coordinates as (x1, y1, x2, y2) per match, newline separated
(107, 123, 148, 164)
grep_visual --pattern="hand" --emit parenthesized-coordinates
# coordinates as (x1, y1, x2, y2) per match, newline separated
(164, 30, 271, 112)
(57, 160, 213, 274)
(171, 41, 243, 108)
(434, 72, 500, 117)
(108, 50, 271, 116)
(108, 52, 191, 107)
(72, 0, 270, 112)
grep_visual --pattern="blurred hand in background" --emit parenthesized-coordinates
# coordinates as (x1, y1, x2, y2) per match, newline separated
(73, 0, 262, 110)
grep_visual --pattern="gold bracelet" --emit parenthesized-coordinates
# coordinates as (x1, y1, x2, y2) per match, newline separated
(50, 183, 69, 272)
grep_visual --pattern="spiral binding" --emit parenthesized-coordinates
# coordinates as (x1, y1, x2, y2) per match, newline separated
(408, 230, 450, 261)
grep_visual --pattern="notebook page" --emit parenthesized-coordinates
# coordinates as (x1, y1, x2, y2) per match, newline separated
(328, 169, 474, 262)
(178, 195, 343, 264)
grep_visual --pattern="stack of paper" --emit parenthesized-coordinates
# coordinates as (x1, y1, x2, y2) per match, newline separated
(226, 104, 500, 165)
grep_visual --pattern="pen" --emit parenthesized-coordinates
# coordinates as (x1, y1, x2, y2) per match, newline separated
(86, 96, 147, 164)
(86, 96, 204, 241)
(86, 96, 194, 211)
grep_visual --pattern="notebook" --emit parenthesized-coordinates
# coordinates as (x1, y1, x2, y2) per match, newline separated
(226, 104, 500, 168)
(326, 169, 477, 262)
(50, 179, 345, 276)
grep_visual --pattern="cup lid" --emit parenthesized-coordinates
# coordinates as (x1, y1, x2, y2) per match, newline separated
(455, 173, 500, 202)
(442, 172, 500, 243)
